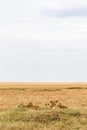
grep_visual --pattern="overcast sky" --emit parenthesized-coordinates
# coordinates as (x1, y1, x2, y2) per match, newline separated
(0, 0, 87, 82)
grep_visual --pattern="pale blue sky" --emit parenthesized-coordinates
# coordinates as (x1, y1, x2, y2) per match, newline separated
(0, 0, 87, 82)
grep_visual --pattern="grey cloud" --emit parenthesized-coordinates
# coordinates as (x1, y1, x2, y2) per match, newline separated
(44, 7, 87, 17)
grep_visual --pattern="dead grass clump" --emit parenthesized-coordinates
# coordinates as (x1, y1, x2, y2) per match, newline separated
(66, 87, 84, 89)
(33, 88, 61, 92)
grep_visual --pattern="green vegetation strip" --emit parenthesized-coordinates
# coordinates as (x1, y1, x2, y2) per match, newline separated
(0, 108, 87, 130)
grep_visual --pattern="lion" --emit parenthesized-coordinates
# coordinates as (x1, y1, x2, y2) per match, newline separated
(27, 102, 40, 110)
(57, 102, 67, 109)
(49, 100, 59, 109)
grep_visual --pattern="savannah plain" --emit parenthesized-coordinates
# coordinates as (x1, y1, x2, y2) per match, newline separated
(0, 82, 87, 130)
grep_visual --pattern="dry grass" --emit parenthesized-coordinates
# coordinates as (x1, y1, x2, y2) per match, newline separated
(0, 82, 87, 130)
(0, 82, 87, 111)
(0, 107, 87, 130)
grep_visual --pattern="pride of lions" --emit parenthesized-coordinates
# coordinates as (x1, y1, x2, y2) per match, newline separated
(18, 100, 67, 110)
(49, 100, 67, 109)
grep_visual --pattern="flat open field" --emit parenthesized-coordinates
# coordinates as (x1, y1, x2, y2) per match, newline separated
(0, 82, 87, 130)
(0, 82, 87, 111)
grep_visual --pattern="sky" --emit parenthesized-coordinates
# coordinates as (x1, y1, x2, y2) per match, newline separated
(0, 0, 87, 82)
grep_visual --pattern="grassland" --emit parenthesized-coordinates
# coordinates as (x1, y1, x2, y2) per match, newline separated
(0, 82, 87, 130)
